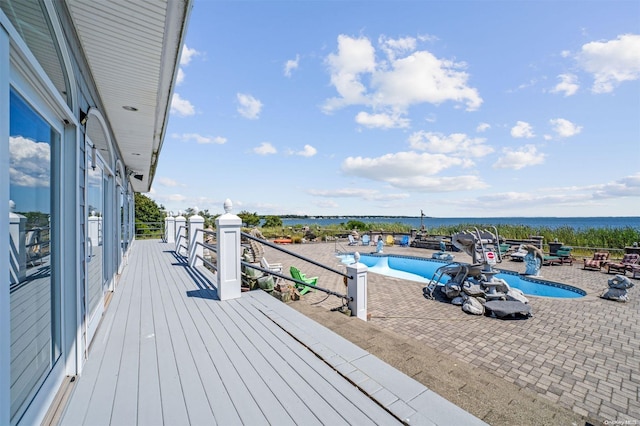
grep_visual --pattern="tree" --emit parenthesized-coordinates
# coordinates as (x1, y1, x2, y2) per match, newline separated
(134, 193, 164, 224)
(263, 215, 283, 228)
(238, 210, 260, 227)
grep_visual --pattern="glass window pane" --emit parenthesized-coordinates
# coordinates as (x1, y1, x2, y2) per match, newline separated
(0, 0, 71, 105)
(9, 88, 58, 420)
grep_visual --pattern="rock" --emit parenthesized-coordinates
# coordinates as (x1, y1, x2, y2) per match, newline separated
(442, 283, 461, 299)
(462, 296, 484, 315)
(608, 275, 634, 290)
(506, 288, 529, 304)
(601, 287, 629, 302)
(462, 282, 484, 297)
(484, 300, 532, 318)
(451, 296, 464, 305)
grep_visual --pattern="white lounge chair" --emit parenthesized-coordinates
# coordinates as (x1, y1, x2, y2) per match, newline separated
(260, 257, 283, 274)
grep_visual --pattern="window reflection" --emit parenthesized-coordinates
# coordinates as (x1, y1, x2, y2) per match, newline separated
(8, 88, 59, 420)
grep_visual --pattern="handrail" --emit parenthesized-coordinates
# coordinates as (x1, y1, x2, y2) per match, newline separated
(242, 232, 351, 279)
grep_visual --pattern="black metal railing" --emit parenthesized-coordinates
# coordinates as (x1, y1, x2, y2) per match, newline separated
(241, 231, 351, 300)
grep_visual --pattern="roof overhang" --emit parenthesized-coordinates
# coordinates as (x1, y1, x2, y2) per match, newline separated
(65, 0, 192, 192)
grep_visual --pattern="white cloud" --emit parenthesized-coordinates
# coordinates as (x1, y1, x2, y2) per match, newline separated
(180, 45, 200, 66)
(284, 54, 300, 77)
(308, 188, 410, 201)
(343, 151, 463, 179)
(476, 122, 490, 132)
(340, 150, 488, 191)
(550, 73, 579, 96)
(493, 144, 545, 170)
(408, 131, 493, 158)
(372, 50, 482, 111)
(324, 35, 376, 112)
(170, 93, 195, 117)
(355, 111, 410, 129)
(549, 118, 582, 138)
(592, 173, 640, 198)
(296, 144, 317, 157)
(386, 175, 488, 192)
(173, 133, 227, 144)
(378, 35, 417, 61)
(9, 136, 50, 187)
(323, 34, 482, 116)
(237, 93, 263, 119)
(176, 68, 185, 85)
(510, 121, 535, 138)
(157, 177, 179, 187)
(254, 142, 277, 155)
(577, 34, 640, 93)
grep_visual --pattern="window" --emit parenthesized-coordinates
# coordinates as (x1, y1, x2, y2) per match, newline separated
(8, 88, 60, 421)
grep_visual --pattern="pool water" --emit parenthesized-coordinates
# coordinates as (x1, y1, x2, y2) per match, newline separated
(338, 253, 586, 298)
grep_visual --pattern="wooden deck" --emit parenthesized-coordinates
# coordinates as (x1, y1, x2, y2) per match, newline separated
(59, 239, 484, 426)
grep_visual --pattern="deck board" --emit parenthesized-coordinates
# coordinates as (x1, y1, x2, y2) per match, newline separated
(60, 239, 482, 426)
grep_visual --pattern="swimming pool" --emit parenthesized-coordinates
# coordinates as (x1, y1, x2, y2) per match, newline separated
(338, 253, 586, 298)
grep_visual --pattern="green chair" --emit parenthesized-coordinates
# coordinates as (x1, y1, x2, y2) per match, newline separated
(289, 266, 318, 295)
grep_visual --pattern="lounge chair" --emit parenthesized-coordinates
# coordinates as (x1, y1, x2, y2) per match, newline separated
(544, 247, 574, 266)
(260, 257, 283, 274)
(556, 247, 575, 265)
(385, 235, 394, 246)
(509, 245, 527, 261)
(583, 252, 610, 271)
(498, 243, 512, 258)
(361, 234, 370, 246)
(348, 235, 358, 246)
(606, 253, 640, 275)
(400, 235, 409, 247)
(289, 266, 318, 295)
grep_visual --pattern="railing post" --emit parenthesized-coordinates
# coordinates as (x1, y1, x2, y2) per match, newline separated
(216, 199, 242, 300)
(88, 210, 101, 248)
(346, 252, 368, 321)
(166, 213, 175, 243)
(175, 212, 186, 255)
(9, 200, 26, 285)
(188, 212, 204, 267)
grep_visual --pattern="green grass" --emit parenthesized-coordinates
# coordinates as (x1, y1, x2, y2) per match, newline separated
(253, 222, 640, 251)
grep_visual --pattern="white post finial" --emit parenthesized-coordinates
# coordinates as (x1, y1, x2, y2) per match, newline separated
(9, 200, 15, 212)
(354, 252, 361, 263)
(223, 199, 232, 213)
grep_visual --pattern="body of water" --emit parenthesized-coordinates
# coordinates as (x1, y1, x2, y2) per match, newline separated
(282, 216, 640, 231)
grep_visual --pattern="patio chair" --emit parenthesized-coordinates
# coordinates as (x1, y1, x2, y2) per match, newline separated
(361, 234, 370, 246)
(509, 245, 527, 261)
(583, 252, 610, 271)
(400, 235, 410, 247)
(375, 237, 384, 253)
(25, 228, 42, 267)
(606, 253, 640, 275)
(498, 243, 512, 258)
(556, 247, 575, 265)
(385, 235, 394, 246)
(348, 234, 358, 246)
(260, 257, 283, 274)
(289, 266, 318, 295)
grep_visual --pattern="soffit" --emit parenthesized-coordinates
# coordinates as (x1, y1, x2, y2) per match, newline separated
(65, 0, 190, 192)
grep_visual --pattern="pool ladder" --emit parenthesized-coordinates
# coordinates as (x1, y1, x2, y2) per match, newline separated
(423, 262, 470, 299)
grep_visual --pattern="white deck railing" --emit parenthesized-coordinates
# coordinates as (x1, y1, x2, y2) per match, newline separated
(163, 199, 369, 320)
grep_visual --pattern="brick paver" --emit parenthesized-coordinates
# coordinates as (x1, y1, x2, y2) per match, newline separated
(265, 241, 639, 424)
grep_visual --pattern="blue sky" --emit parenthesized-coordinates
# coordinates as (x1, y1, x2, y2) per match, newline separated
(151, 0, 640, 218)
